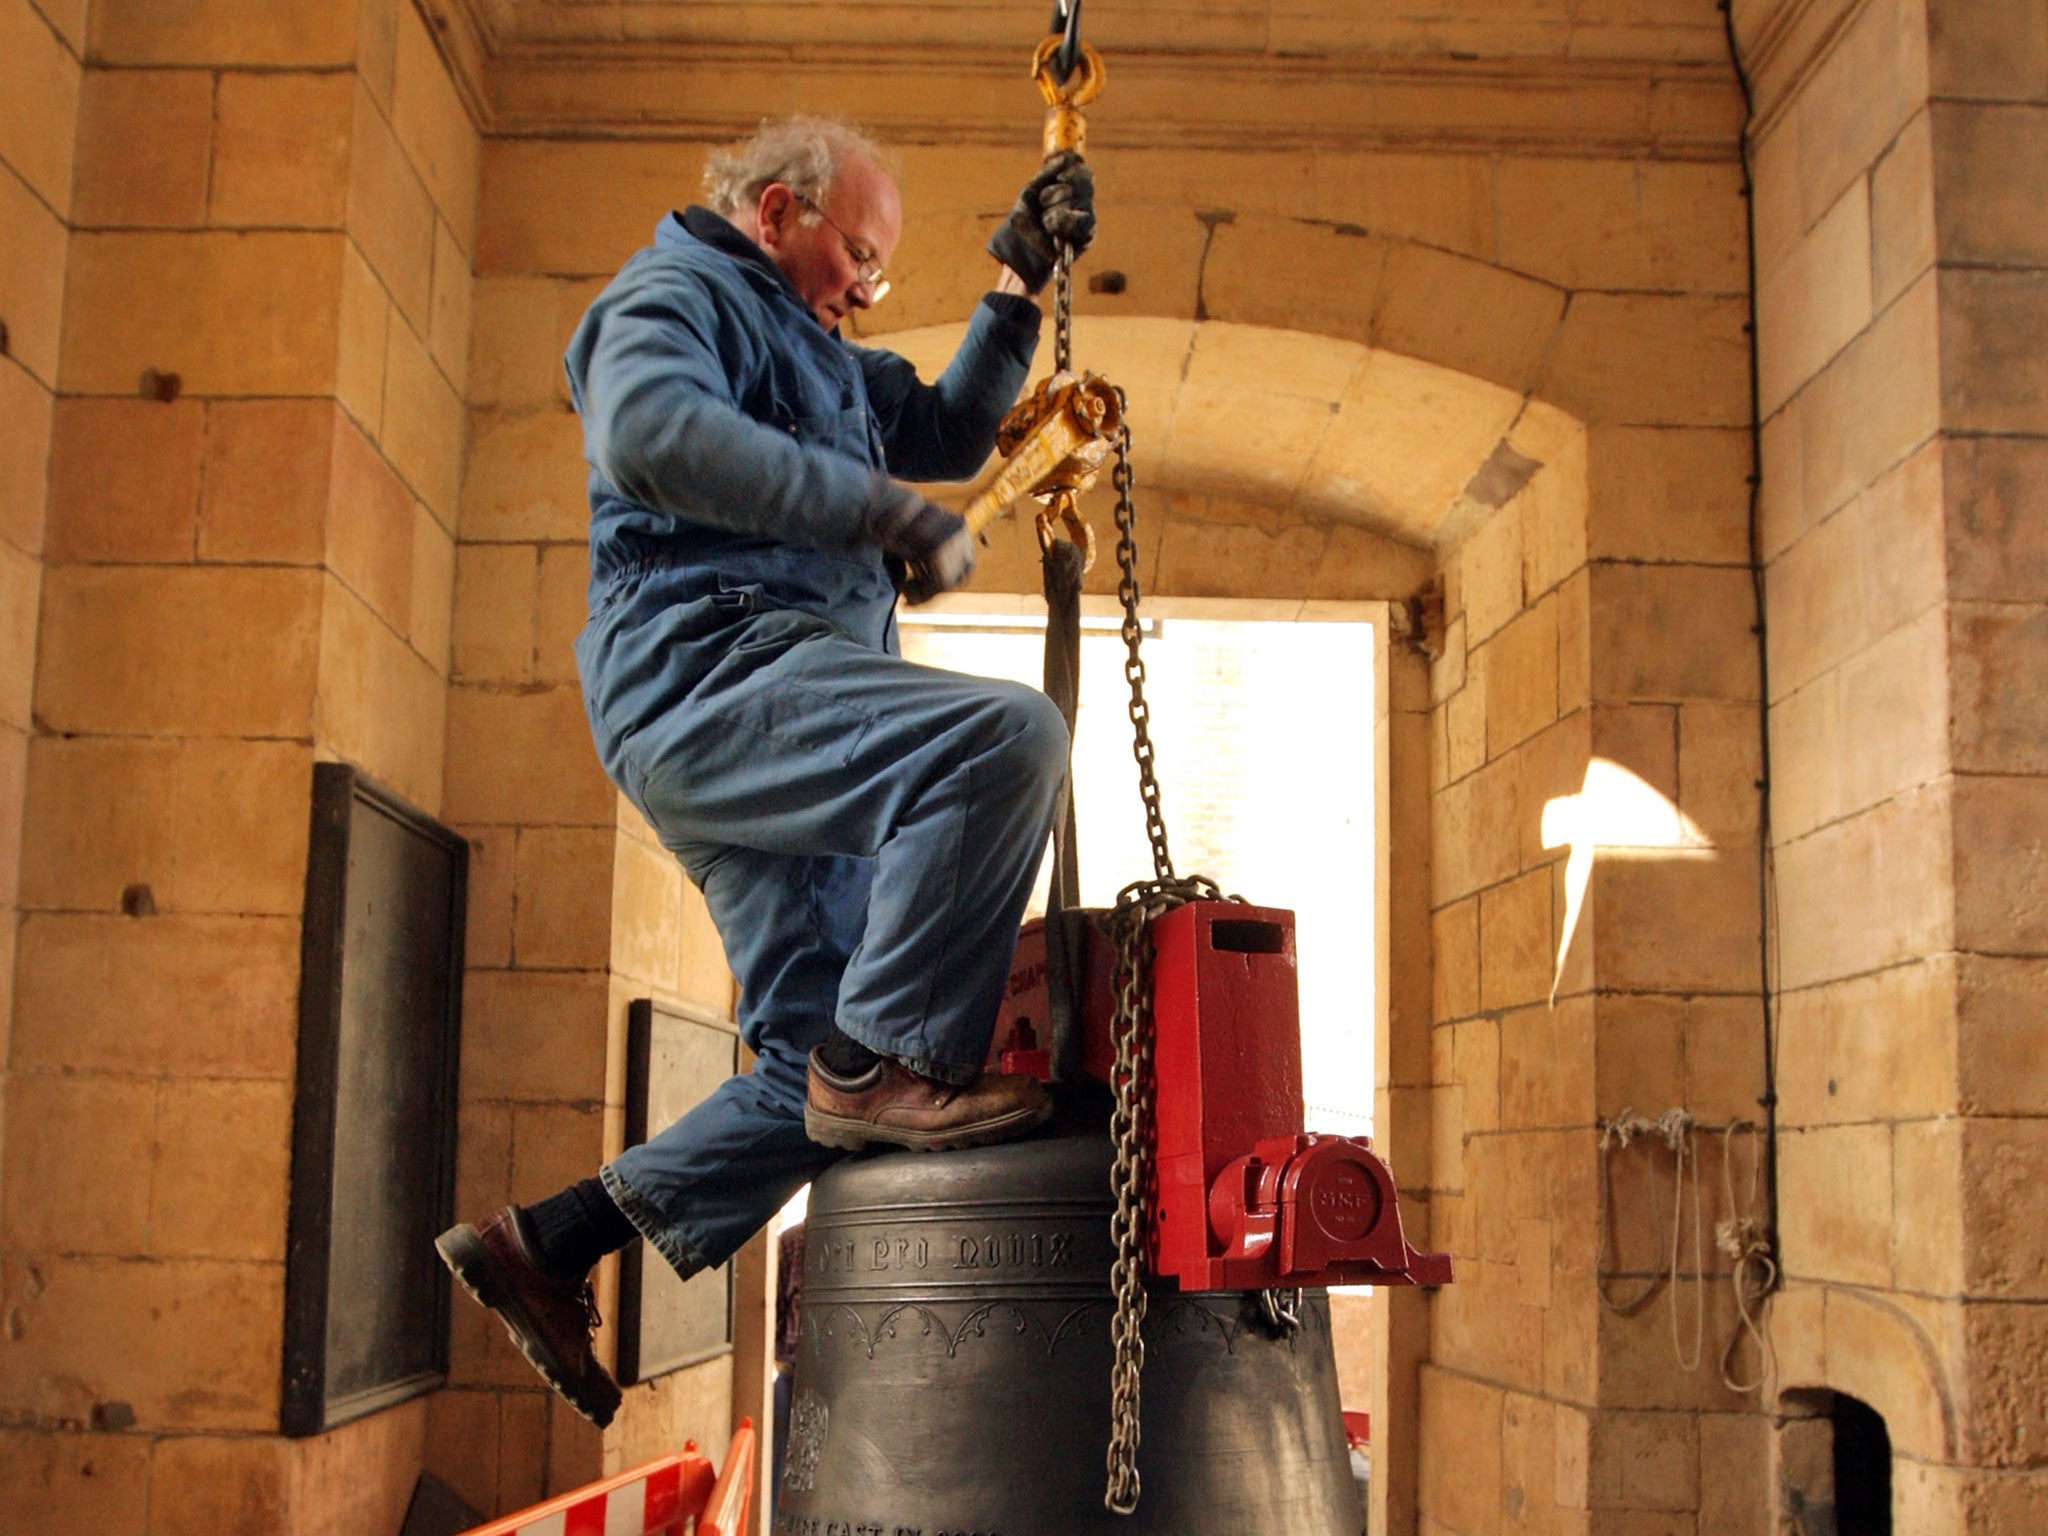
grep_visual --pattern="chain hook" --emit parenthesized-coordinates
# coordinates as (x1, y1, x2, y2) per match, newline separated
(1031, 33, 1104, 162)
(1046, 0, 1084, 85)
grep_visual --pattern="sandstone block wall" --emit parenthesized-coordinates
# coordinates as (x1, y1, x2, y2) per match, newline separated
(1419, 387, 1770, 1536)
(5, 0, 474, 1529)
(0, 0, 79, 1260)
(1742, 0, 2048, 1525)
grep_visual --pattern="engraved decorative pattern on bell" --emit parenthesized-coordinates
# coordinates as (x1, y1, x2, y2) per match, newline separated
(783, 1388, 829, 1493)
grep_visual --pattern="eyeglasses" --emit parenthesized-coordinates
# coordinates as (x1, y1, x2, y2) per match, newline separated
(798, 195, 890, 302)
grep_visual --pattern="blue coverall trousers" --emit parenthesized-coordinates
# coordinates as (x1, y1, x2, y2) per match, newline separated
(578, 579, 1069, 1276)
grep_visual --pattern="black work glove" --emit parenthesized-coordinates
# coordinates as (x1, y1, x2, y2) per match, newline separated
(987, 150, 1097, 296)
(864, 480, 976, 605)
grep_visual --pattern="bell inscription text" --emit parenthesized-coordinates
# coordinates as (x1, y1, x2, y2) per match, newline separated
(809, 1214, 1102, 1300)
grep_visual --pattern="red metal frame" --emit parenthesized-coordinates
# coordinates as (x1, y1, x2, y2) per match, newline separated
(994, 902, 1452, 1292)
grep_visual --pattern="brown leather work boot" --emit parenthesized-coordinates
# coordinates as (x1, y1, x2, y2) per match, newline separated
(804, 1051, 1054, 1152)
(436, 1207, 622, 1427)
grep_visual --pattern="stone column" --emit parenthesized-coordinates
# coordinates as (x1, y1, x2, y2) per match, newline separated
(0, 0, 88, 1509)
(3, 1, 474, 1529)
(0, 0, 80, 1284)
(1927, 0, 2048, 1516)
(1744, 0, 2048, 1525)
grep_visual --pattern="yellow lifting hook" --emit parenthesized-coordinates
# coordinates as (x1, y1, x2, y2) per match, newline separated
(1032, 33, 1104, 158)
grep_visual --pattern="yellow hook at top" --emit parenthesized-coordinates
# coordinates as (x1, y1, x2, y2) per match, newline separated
(1031, 35, 1105, 156)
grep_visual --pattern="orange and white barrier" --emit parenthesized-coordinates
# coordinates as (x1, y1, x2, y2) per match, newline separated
(457, 1427, 745, 1536)
(698, 1420, 755, 1536)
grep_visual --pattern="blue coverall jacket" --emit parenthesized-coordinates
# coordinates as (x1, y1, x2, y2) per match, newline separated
(567, 209, 1070, 1274)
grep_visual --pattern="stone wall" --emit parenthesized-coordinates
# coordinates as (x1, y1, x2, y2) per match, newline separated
(4, 0, 472, 1528)
(0, 0, 84, 1508)
(1742, 0, 2048, 1526)
(0, 0, 77, 1281)
(1417, 264, 1769, 1536)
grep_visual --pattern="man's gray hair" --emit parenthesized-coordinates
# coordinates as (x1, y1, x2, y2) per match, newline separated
(702, 115, 890, 218)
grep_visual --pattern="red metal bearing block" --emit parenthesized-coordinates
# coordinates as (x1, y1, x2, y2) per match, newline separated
(1148, 902, 1450, 1291)
(990, 902, 1451, 1292)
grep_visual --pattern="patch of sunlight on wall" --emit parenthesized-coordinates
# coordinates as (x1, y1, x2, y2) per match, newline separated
(902, 614, 1376, 1137)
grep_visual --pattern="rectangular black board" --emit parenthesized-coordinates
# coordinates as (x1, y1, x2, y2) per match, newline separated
(616, 998, 741, 1383)
(282, 763, 467, 1436)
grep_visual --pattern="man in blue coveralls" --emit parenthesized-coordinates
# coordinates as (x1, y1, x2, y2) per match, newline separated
(437, 116, 1096, 1427)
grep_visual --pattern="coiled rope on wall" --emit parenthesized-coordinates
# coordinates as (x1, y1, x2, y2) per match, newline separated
(1596, 1110, 1776, 1395)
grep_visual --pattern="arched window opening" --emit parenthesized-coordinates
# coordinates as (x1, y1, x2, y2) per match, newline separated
(1832, 1394, 1892, 1536)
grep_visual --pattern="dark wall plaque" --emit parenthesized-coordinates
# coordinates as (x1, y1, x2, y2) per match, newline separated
(617, 998, 741, 1384)
(282, 763, 467, 1436)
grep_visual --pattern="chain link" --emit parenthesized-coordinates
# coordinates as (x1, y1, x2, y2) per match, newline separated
(1102, 409, 1194, 1514)
(1096, 345, 1280, 1512)
(1110, 422, 1175, 885)
(1104, 872, 1219, 1514)
(1101, 885, 1154, 1516)
(1256, 1286, 1304, 1336)
(1054, 245, 1074, 376)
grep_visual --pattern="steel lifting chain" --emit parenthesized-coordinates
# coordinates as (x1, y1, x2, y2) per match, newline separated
(1101, 421, 1241, 1512)
(1054, 246, 1075, 376)
(1102, 880, 1156, 1516)
(1029, 30, 1283, 1509)
(1105, 872, 1219, 1514)
(1257, 1286, 1305, 1335)
(1109, 422, 1174, 886)
(1098, 422, 1299, 1512)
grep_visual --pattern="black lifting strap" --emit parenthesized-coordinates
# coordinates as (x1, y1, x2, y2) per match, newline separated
(1041, 538, 1085, 908)
(1040, 537, 1088, 1080)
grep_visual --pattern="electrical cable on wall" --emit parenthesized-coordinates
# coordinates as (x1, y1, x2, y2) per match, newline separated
(1717, 0, 1784, 1309)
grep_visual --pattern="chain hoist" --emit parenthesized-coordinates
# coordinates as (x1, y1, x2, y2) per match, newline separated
(960, 30, 1108, 574)
(967, 7, 1289, 1515)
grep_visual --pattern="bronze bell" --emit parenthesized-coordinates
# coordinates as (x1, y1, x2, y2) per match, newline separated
(775, 1124, 1365, 1535)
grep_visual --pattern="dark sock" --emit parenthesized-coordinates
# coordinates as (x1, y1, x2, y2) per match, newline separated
(522, 1177, 637, 1279)
(815, 1024, 884, 1080)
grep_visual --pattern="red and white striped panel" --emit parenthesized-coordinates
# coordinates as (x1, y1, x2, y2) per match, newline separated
(464, 1454, 703, 1536)
(504, 1459, 680, 1536)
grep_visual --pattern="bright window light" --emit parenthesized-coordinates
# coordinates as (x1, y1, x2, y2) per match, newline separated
(902, 612, 1376, 1137)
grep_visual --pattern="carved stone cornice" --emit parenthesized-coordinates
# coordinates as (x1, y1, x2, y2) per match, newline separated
(419, 0, 1742, 159)
(1731, 0, 1876, 137)
(422, 0, 494, 132)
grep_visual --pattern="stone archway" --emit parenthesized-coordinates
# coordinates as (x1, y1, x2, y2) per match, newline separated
(866, 314, 1578, 594)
